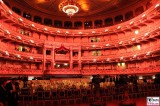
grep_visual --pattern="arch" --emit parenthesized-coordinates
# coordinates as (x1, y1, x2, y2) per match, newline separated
(64, 21, 72, 28)
(44, 18, 53, 26)
(135, 6, 144, 16)
(54, 20, 62, 27)
(12, 7, 21, 15)
(4, 1, 10, 7)
(74, 21, 82, 29)
(34, 16, 42, 23)
(125, 11, 134, 21)
(105, 18, 113, 26)
(146, 1, 152, 9)
(84, 21, 92, 28)
(94, 20, 102, 27)
(23, 12, 32, 20)
(115, 15, 123, 23)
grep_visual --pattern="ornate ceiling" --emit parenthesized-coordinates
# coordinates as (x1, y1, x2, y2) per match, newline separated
(13, 0, 141, 18)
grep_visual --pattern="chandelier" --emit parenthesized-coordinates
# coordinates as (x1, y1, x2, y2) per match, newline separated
(59, 0, 80, 17)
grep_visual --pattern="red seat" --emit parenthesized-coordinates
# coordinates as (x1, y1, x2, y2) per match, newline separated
(44, 100, 52, 106)
(37, 101, 44, 106)
(53, 100, 59, 106)
(60, 99, 68, 105)
(51, 90, 58, 99)
(58, 90, 66, 99)
(44, 91, 51, 99)
(75, 98, 82, 104)
(68, 99, 75, 105)
(37, 91, 43, 100)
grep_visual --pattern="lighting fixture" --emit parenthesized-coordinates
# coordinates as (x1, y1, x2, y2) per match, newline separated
(133, 55, 137, 58)
(132, 38, 136, 41)
(117, 26, 121, 29)
(17, 36, 22, 40)
(29, 56, 33, 60)
(5, 51, 9, 56)
(59, 0, 80, 17)
(44, 28, 48, 31)
(106, 44, 110, 46)
(93, 59, 96, 62)
(142, 14, 146, 18)
(16, 54, 21, 58)
(144, 33, 149, 37)
(92, 31, 95, 34)
(5, 30, 10, 34)
(135, 30, 139, 35)
(155, 4, 159, 8)
(0, 0, 4, 4)
(31, 24, 35, 27)
(79, 32, 82, 34)
(119, 41, 123, 44)
(130, 21, 134, 25)
(64, 63, 68, 66)
(106, 58, 110, 61)
(66, 31, 69, 34)
(57, 30, 60, 33)
(120, 57, 123, 60)
(105, 29, 109, 32)
(92, 45, 96, 47)
(8, 10, 12, 15)
(30, 40, 34, 43)
(19, 18, 23, 22)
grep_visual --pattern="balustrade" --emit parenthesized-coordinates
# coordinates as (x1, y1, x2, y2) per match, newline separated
(0, 66, 159, 75)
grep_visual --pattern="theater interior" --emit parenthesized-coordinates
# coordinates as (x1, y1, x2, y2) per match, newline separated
(0, 0, 160, 106)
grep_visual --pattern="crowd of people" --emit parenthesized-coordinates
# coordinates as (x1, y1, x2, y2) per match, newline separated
(0, 74, 159, 106)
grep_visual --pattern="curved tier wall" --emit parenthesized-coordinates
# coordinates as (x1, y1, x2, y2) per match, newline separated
(0, 0, 160, 76)
(3, 0, 158, 29)
(0, 1, 160, 36)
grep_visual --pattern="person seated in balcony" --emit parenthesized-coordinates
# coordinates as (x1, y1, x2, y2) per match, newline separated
(22, 47, 26, 52)
(0, 80, 7, 106)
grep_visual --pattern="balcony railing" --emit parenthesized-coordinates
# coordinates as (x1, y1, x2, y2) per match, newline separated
(0, 66, 159, 75)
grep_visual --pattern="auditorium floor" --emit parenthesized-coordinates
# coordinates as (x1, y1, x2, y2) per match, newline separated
(72, 97, 147, 106)
(19, 97, 148, 106)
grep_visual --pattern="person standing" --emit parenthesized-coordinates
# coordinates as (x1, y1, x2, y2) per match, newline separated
(5, 78, 19, 106)
(0, 79, 7, 106)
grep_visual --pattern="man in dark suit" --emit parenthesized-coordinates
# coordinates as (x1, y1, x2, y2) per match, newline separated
(0, 79, 7, 106)
(5, 78, 19, 106)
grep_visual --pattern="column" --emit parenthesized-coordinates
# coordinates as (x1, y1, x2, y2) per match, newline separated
(82, 21, 85, 29)
(135, 62, 137, 68)
(102, 19, 105, 27)
(52, 19, 54, 27)
(78, 46, 82, 70)
(51, 46, 55, 69)
(70, 47, 73, 69)
(132, 10, 136, 17)
(122, 15, 125, 22)
(72, 21, 75, 28)
(62, 21, 64, 27)
(113, 17, 115, 25)
(92, 20, 95, 28)
(143, 5, 146, 11)
(42, 45, 46, 71)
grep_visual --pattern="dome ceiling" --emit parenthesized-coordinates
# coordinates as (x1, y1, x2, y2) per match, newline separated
(14, 0, 141, 18)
